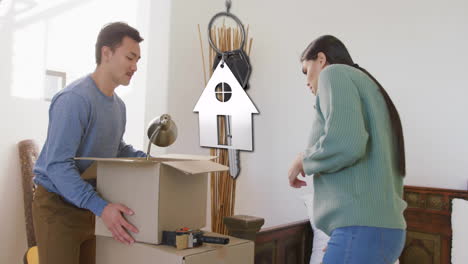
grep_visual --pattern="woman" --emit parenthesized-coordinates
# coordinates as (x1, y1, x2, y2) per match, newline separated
(288, 35, 407, 263)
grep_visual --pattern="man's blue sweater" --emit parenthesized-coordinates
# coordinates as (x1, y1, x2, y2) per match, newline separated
(34, 74, 146, 216)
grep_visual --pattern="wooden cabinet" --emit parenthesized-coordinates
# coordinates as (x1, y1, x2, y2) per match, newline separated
(401, 231, 441, 264)
(226, 186, 468, 264)
(400, 186, 468, 264)
(255, 220, 312, 264)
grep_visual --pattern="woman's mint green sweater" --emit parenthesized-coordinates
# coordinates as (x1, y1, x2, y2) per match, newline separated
(302, 64, 407, 236)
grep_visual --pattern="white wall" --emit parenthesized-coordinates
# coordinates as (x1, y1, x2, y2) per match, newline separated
(0, 0, 151, 263)
(143, 0, 172, 156)
(1, 0, 467, 262)
(158, 0, 468, 230)
(0, 2, 50, 262)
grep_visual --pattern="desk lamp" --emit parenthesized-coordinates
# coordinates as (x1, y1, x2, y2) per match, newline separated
(146, 114, 177, 160)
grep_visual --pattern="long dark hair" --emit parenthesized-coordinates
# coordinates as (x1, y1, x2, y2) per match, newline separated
(301, 35, 406, 177)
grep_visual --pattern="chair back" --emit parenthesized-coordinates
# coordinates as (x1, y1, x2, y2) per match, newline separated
(18, 139, 39, 248)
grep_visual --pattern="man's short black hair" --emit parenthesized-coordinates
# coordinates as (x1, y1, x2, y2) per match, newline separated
(95, 22, 143, 64)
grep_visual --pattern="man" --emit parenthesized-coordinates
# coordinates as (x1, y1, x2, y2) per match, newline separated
(32, 22, 145, 264)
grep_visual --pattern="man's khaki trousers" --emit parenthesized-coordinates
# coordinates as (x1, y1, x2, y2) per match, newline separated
(32, 185, 96, 264)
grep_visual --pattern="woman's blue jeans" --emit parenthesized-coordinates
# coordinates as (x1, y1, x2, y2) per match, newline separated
(322, 226, 406, 264)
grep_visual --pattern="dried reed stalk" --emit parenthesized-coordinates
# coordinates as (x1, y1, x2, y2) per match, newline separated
(198, 23, 253, 235)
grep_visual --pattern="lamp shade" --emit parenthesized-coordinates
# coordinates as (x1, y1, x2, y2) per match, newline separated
(147, 114, 177, 147)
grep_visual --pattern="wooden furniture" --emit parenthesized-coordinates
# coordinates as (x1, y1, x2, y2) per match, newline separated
(225, 185, 468, 264)
(18, 139, 40, 264)
(224, 216, 312, 264)
(224, 215, 265, 241)
(254, 220, 312, 264)
(401, 185, 468, 264)
(18, 140, 39, 247)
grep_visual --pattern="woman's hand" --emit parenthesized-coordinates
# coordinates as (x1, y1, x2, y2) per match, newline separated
(288, 153, 307, 188)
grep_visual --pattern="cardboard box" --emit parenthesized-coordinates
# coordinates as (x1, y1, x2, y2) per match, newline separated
(96, 233, 254, 264)
(78, 154, 228, 244)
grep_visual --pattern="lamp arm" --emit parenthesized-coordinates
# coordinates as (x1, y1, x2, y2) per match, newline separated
(146, 126, 162, 160)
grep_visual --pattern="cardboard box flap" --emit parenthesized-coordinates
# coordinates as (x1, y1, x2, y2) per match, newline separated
(75, 157, 185, 163)
(76, 157, 153, 163)
(155, 153, 217, 161)
(75, 156, 201, 163)
(162, 160, 228, 174)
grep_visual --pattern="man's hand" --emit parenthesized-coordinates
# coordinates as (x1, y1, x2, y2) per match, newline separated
(101, 203, 139, 245)
(288, 153, 307, 188)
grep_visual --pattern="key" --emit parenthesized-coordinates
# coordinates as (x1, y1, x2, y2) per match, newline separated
(207, 10, 252, 90)
(225, 116, 240, 179)
(212, 49, 252, 90)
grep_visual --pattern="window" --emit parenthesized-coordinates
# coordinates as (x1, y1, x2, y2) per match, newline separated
(214, 82, 232, 102)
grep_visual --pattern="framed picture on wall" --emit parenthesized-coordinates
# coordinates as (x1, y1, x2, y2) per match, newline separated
(44, 70, 66, 101)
